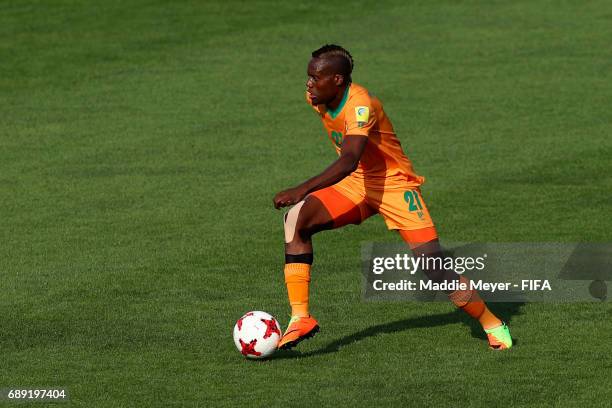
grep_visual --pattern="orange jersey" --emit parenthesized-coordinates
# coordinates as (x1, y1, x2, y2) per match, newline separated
(307, 83, 424, 187)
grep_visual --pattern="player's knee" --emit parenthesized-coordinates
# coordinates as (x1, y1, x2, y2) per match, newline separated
(284, 200, 306, 243)
(423, 266, 446, 283)
(283, 199, 322, 243)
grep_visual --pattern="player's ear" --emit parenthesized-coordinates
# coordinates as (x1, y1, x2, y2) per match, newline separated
(334, 74, 345, 86)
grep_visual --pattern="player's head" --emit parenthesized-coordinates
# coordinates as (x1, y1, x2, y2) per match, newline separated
(307, 44, 354, 105)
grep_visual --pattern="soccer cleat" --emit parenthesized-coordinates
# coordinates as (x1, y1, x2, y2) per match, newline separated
(485, 323, 513, 350)
(277, 315, 319, 350)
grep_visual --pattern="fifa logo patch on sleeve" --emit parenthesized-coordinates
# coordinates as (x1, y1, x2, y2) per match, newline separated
(355, 106, 369, 127)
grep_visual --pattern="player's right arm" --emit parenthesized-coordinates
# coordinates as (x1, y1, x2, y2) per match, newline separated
(273, 135, 367, 209)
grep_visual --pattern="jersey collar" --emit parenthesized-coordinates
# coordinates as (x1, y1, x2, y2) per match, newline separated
(326, 84, 350, 119)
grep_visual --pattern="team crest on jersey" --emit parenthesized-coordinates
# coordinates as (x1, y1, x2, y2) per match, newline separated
(355, 106, 369, 127)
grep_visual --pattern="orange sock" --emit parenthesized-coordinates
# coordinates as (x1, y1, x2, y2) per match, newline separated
(449, 276, 502, 330)
(284, 263, 311, 317)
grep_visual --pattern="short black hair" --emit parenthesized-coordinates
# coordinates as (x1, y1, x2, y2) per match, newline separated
(311, 44, 354, 84)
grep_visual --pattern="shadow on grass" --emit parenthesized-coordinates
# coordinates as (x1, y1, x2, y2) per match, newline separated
(274, 302, 525, 359)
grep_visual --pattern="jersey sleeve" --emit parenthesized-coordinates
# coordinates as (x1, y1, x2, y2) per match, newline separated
(345, 92, 376, 137)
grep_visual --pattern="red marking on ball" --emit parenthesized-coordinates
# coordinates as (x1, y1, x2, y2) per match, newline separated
(236, 312, 254, 330)
(261, 318, 281, 339)
(239, 339, 261, 356)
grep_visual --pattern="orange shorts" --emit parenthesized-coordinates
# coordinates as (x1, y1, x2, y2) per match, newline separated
(309, 175, 435, 232)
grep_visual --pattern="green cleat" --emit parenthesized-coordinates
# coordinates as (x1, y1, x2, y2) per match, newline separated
(485, 323, 513, 350)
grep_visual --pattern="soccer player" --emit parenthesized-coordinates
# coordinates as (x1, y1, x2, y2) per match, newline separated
(273, 44, 512, 350)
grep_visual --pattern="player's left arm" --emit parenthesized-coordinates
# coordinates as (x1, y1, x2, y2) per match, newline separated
(273, 135, 367, 209)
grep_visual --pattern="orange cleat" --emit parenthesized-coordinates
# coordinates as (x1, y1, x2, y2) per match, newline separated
(278, 315, 319, 350)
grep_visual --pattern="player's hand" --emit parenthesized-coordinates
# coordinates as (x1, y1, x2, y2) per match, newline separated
(273, 187, 307, 209)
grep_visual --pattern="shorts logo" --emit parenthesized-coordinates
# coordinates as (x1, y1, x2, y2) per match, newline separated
(355, 106, 369, 127)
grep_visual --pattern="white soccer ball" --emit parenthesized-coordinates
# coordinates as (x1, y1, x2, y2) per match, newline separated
(233, 311, 281, 359)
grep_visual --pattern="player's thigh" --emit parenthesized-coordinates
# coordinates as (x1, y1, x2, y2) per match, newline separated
(284, 184, 373, 244)
(308, 185, 373, 229)
(399, 227, 439, 250)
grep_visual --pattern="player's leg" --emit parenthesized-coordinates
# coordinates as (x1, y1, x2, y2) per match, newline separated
(399, 228, 512, 349)
(279, 185, 372, 349)
(283, 186, 371, 319)
(373, 186, 512, 349)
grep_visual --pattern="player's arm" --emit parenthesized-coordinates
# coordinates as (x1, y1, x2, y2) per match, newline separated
(273, 135, 367, 209)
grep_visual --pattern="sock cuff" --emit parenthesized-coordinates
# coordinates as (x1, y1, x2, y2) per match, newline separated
(448, 288, 473, 307)
(448, 276, 473, 306)
(284, 263, 311, 283)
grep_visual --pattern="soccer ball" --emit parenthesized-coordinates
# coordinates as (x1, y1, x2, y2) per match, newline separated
(233, 311, 281, 359)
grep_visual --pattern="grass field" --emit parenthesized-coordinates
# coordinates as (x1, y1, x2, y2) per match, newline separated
(1, 1, 612, 406)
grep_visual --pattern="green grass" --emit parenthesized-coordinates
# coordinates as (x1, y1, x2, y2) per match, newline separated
(1, 0, 612, 406)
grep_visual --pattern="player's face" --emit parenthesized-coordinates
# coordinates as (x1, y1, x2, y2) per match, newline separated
(306, 58, 342, 106)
